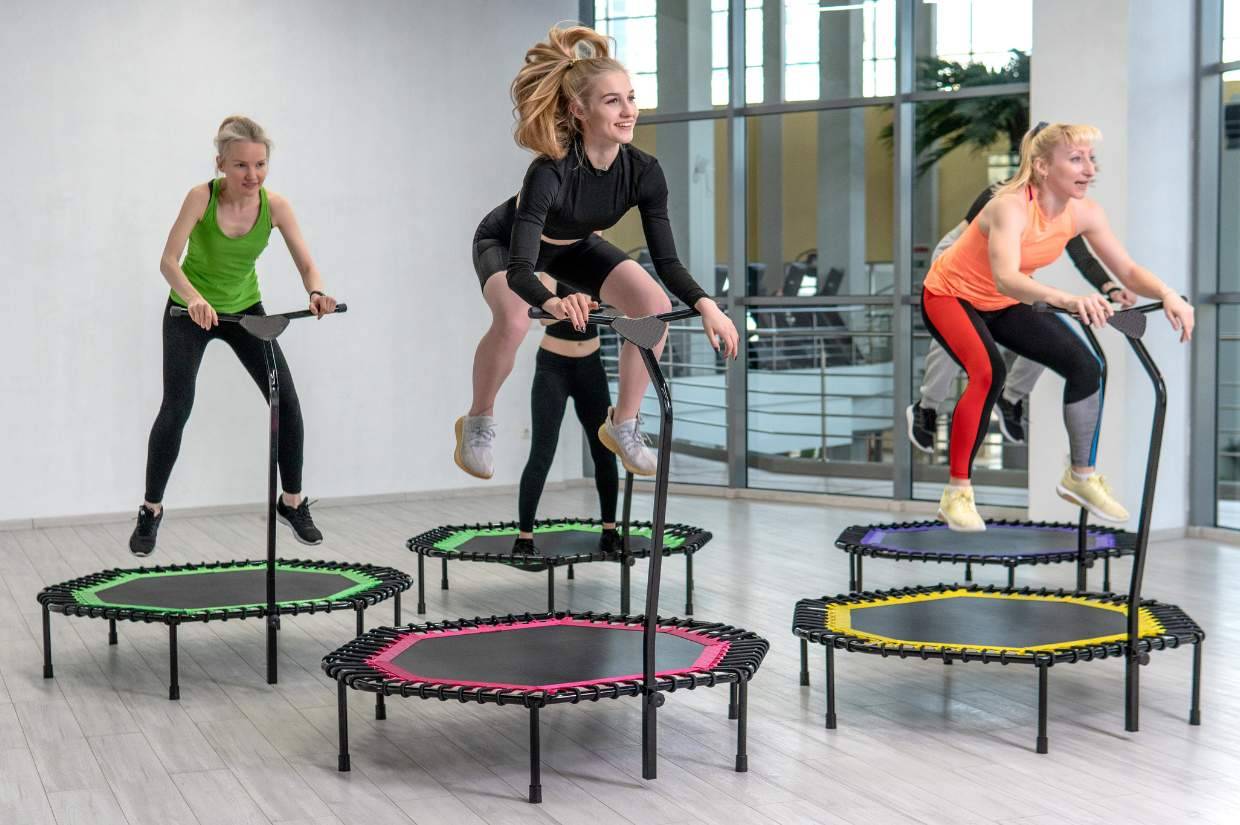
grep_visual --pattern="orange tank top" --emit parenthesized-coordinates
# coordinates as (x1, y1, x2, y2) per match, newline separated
(923, 186, 1077, 310)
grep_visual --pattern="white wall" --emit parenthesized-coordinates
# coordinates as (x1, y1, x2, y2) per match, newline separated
(1029, 0, 1194, 530)
(0, 0, 579, 522)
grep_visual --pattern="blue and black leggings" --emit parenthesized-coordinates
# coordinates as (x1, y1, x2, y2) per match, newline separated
(921, 291, 1103, 480)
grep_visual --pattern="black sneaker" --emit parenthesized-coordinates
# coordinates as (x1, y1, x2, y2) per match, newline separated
(129, 505, 163, 557)
(599, 528, 623, 556)
(996, 396, 1027, 444)
(906, 402, 937, 454)
(276, 498, 323, 545)
(512, 537, 540, 555)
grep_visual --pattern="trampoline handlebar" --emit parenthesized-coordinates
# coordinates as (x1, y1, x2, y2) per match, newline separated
(1032, 298, 1177, 316)
(170, 304, 349, 323)
(526, 306, 704, 326)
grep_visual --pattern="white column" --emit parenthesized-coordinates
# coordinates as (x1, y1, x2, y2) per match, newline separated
(817, 7, 866, 295)
(1027, 0, 1193, 531)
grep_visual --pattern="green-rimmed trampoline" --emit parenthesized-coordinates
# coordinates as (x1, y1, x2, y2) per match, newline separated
(38, 559, 410, 699)
(408, 507, 711, 615)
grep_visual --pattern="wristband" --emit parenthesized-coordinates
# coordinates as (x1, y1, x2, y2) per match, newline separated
(309, 290, 326, 300)
(1103, 285, 1121, 296)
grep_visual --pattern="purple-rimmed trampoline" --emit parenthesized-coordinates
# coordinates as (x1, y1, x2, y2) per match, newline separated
(836, 519, 1136, 592)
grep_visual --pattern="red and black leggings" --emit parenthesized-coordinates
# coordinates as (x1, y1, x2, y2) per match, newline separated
(921, 289, 1103, 480)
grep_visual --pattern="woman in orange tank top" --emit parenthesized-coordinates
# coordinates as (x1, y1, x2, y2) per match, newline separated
(921, 123, 1194, 532)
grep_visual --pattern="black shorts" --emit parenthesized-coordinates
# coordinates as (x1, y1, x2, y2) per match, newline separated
(471, 198, 630, 301)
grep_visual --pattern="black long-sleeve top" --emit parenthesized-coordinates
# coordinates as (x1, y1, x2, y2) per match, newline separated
(964, 186, 1114, 293)
(505, 142, 709, 309)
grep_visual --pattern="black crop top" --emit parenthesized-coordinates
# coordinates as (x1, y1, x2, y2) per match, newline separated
(544, 282, 599, 341)
(506, 142, 709, 310)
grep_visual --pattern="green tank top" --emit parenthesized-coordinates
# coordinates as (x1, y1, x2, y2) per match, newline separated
(171, 178, 271, 313)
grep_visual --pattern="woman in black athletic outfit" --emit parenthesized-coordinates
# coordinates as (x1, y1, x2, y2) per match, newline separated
(454, 25, 738, 482)
(515, 279, 621, 556)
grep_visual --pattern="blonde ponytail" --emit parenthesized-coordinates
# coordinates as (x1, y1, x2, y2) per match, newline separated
(995, 122, 1101, 197)
(511, 25, 626, 159)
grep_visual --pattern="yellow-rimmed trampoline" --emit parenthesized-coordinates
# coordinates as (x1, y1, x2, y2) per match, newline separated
(793, 303, 1206, 754)
(792, 584, 1202, 753)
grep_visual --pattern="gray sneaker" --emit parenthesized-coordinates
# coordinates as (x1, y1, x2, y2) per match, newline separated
(454, 415, 495, 479)
(598, 407, 657, 476)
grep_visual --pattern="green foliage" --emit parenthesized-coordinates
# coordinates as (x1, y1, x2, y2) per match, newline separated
(880, 50, 1030, 178)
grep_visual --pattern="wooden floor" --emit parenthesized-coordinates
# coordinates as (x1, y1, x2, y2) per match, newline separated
(2, 486, 1237, 825)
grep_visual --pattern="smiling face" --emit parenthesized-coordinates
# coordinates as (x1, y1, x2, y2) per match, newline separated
(573, 69, 638, 145)
(216, 141, 268, 196)
(1036, 141, 1097, 200)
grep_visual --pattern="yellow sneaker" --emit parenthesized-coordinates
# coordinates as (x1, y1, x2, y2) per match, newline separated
(937, 485, 986, 532)
(1056, 470, 1130, 522)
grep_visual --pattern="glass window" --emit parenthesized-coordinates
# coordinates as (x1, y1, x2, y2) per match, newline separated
(1219, 306, 1240, 528)
(597, 122, 733, 486)
(746, 108, 894, 299)
(777, 0, 895, 102)
(914, 0, 1030, 93)
(1225, 0, 1240, 63)
(596, 0, 731, 112)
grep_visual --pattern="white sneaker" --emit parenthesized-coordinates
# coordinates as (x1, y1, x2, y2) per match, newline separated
(454, 415, 495, 479)
(598, 407, 657, 476)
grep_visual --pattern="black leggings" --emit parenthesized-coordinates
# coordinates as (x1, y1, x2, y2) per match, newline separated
(519, 348, 618, 532)
(143, 299, 303, 503)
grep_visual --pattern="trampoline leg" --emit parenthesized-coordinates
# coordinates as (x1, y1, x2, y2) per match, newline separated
(848, 554, 856, 592)
(567, 563, 574, 581)
(547, 567, 555, 613)
(440, 557, 449, 591)
(266, 616, 278, 685)
(1125, 654, 1140, 733)
(108, 619, 118, 646)
(965, 561, 973, 583)
(168, 624, 180, 701)
(799, 638, 810, 687)
(337, 680, 351, 772)
(375, 691, 386, 721)
(42, 604, 53, 679)
(642, 690, 659, 781)
(417, 554, 427, 615)
(825, 645, 837, 730)
(1190, 641, 1203, 726)
(685, 553, 694, 616)
(734, 678, 748, 773)
(528, 706, 542, 804)
(855, 554, 864, 592)
(394, 591, 401, 626)
(620, 558, 631, 614)
(355, 606, 365, 638)
(1036, 663, 1048, 754)
(1007, 567, 1015, 589)
(1104, 556, 1112, 592)
(728, 682, 738, 720)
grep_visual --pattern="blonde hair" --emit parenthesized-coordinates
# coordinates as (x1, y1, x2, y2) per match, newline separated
(995, 122, 1101, 197)
(511, 25, 627, 159)
(214, 115, 272, 162)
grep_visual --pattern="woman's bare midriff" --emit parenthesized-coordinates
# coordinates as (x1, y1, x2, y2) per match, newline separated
(539, 335, 601, 357)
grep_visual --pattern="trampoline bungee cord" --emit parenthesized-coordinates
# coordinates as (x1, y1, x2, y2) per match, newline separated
(38, 303, 411, 699)
(324, 305, 769, 803)
(794, 299, 1204, 753)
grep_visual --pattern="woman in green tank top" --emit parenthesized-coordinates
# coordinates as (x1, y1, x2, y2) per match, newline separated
(129, 115, 338, 557)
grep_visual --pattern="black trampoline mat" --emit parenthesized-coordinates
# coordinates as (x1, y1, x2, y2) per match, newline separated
(373, 621, 724, 689)
(846, 596, 1129, 650)
(860, 525, 1115, 556)
(449, 532, 656, 559)
(89, 568, 368, 611)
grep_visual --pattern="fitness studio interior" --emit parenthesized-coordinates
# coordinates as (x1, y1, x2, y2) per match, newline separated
(4, 1, 1239, 823)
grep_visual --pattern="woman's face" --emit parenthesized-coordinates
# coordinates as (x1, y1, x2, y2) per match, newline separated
(576, 70, 638, 145)
(1038, 141, 1097, 199)
(216, 141, 268, 195)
